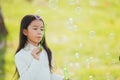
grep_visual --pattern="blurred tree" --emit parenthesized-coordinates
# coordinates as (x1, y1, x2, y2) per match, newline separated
(0, 6, 8, 80)
(0, 6, 8, 40)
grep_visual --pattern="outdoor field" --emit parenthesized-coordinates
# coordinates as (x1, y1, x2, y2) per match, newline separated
(0, 0, 120, 80)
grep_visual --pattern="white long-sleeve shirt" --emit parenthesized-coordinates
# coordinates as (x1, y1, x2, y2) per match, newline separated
(15, 43, 63, 80)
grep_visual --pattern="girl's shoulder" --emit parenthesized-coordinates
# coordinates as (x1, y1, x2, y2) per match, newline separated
(15, 49, 26, 59)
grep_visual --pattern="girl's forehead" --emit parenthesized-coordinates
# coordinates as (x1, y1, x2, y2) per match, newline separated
(30, 20, 43, 25)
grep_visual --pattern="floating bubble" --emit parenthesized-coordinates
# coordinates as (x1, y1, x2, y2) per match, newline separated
(86, 57, 95, 68)
(69, 17, 74, 24)
(89, 30, 96, 39)
(106, 73, 113, 80)
(68, 0, 80, 5)
(73, 25, 78, 31)
(111, 59, 116, 64)
(89, 0, 96, 7)
(61, 35, 68, 43)
(34, 9, 42, 15)
(103, 43, 109, 50)
(69, 62, 73, 67)
(105, 52, 111, 58)
(49, 0, 58, 10)
(79, 42, 83, 48)
(65, 18, 73, 29)
(75, 62, 80, 68)
(105, 52, 112, 64)
(66, 17, 78, 31)
(90, 57, 94, 60)
(75, 6, 82, 15)
(86, 58, 91, 68)
(51, 36, 59, 44)
(89, 75, 94, 80)
(75, 52, 80, 59)
(68, 0, 75, 5)
(109, 32, 115, 39)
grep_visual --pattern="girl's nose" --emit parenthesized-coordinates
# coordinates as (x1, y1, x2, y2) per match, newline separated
(38, 30, 43, 35)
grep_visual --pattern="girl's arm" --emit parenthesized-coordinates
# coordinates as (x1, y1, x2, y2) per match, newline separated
(15, 50, 40, 80)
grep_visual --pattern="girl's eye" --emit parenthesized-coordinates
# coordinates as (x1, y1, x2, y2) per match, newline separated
(33, 28, 37, 30)
(41, 29, 44, 31)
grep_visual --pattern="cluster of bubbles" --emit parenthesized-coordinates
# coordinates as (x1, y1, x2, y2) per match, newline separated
(65, 18, 78, 31)
(48, 0, 81, 15)
(47, 0, 119, 79)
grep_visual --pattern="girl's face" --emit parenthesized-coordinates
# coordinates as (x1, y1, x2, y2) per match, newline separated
(23, 20, 44, 46)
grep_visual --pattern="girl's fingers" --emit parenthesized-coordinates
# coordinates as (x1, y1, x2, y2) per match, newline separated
(31, 47, 41, 60)
(32, 47, 40, 54)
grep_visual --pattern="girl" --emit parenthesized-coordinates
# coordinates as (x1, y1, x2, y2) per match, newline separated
(14, 15, 64, 80)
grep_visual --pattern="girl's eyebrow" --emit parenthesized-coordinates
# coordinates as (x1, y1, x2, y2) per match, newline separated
(32, 25, 44, 28)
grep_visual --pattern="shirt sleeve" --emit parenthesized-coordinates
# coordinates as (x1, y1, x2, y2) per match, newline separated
(51, 73, 64, 80)
(15, 52, 40, 80)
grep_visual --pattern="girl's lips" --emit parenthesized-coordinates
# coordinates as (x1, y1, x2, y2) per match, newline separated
(37, 37, 41, 38)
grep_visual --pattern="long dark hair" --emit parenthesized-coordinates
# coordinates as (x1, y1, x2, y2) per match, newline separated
(13, 15, 52, 79)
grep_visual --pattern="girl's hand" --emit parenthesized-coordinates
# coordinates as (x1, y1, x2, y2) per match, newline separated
(31, 47, 41, 60)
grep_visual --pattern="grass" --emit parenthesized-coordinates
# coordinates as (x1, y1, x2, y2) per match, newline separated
(0, 0, 120, 80)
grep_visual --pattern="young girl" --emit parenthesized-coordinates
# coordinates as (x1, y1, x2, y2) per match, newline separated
(14, 15, 64, 80)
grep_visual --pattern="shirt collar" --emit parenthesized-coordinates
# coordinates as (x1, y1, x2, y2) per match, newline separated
(23, 42, 39, 51)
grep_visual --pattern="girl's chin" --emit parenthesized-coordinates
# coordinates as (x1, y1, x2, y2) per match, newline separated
(36, 39, 41, 42)
(36, 40, 41, 44)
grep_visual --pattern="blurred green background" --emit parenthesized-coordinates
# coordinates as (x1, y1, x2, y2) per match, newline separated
(0, 0, 120, 80)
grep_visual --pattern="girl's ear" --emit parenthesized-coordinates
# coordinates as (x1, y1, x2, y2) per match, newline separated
(23, 29, 28, 36)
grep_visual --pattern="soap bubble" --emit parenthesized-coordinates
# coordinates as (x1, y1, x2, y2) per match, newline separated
(109, 32, 115, 40)
(75, 6, 82, 15)
(89, 30, 96, 39)
(61, 35, 68, 43)
(103, 43, 109, 50)
(68, 0, 77, 5)
(86, 57, 96, 68)
(51, 36, 59, 44)
(69, 62, 73, 67)
(105, 52, 111, 58)
(49, 0, 58, 10)
(89, 0, 97, 7)
(34, 9, 41, 15)
(65, 17, 78, 31)
(89, 75, 94, 80)
(75, 62, 80, 68)
(75, 52, 80, 59)
(111, 59, 116, 64)
(69, 17, 74, 24)
(68, 0, 80, 5)
(106, 73, 113, 80)
(79, 42, 83, 48)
